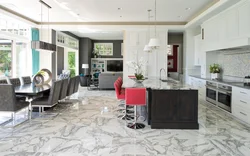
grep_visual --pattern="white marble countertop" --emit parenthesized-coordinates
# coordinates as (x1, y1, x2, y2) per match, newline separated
(123, 77, 193, 90)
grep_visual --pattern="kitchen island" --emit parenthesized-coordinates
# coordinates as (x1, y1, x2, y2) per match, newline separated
(123, 77, 199, 129)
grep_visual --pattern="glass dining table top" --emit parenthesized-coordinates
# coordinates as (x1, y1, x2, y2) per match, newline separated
(15, 83, 51, 95)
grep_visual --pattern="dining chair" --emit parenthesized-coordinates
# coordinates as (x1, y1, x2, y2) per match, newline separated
(67, 77, 75, 97)
(31, 80, 62, 113)
(0, 84, 30, 126)
(21, 76, 32, 84)
(9, 78, 21, 87)
(125, 88, 146, 129)
(59, 78, 69, 101)
(73, 76, 80, 93)
(0, 79, 8, 84)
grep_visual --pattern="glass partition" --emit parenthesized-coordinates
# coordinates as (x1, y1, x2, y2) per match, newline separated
(0, 39, 12, 78)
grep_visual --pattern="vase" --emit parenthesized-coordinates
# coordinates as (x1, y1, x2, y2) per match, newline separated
(211, 73, 219, 80)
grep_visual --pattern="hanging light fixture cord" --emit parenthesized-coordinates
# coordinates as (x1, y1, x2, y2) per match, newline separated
(148, 10, 151, 39)
(154, 0, 156, 37)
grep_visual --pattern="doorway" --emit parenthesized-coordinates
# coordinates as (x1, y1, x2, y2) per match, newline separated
(64, 47, 79, 77)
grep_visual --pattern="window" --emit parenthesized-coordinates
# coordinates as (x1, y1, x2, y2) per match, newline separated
(68, 52, 76, 77)
(0, 39, 12, 78)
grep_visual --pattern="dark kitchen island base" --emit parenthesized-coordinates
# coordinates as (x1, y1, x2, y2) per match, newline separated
(147, 89, 199, 129)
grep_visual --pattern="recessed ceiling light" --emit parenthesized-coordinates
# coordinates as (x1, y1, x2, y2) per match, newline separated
(118, 8, 122, 10)
(185, 7, 191, 10)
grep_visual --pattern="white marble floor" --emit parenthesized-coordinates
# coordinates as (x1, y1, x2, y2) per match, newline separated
(0, 87, 250, 156)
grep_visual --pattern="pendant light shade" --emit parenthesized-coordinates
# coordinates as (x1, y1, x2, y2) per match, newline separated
(148, 38, 160, 48)
(149, 0, 160, 49)
(143, 45, 152, 52)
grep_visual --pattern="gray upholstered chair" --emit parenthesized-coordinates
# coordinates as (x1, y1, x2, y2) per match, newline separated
(0, 84, 30, 125)
(0, 79, 8, 84)
(31, 80, 62, 113)
(67, 77, 75, 97)
(21, 76, 32, 84)
(73, 76, 80, 93)
(59, 78, 69, 101)
(9, 78, 21, 87)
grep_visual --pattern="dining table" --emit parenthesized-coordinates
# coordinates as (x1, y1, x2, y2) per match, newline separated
(15, 83, 51, 96)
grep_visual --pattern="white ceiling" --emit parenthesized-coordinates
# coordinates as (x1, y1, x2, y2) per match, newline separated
(0, 0, 214, 39)
(0, 0, 213, 22)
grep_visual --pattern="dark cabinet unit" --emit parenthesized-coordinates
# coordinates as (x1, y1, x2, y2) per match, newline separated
(148, 89, 199, 129)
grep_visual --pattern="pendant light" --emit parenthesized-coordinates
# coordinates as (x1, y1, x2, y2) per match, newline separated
(31, 0, 56, 52)
(143, 10, 152, 52)
(148, 0, 160, 49)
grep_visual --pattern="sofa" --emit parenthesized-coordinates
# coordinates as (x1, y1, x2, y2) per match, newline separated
(98, 73, 123, 89)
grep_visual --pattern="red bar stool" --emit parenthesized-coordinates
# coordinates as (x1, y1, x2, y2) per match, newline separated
(125, 88, 146, 129)
(114, 80, 126, 118)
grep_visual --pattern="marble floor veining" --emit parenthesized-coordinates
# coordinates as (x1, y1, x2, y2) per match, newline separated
(0, 87, 250, 156)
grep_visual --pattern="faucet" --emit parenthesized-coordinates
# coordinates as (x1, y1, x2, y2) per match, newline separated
(160, 68, 166, 80)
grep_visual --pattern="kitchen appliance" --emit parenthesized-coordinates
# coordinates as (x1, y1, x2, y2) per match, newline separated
(217, 84, 232, 112)
(244, 76, 250, 86)
(206, 81, 232, 112)
(206, 81, 217, 105)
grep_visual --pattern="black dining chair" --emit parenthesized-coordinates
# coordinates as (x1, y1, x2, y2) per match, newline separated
(67, 77, 75, 97)
(59, 78, 69, 102)
(0, 79, 8, 84)
(0, 84, 30, 125)
(73, 76, 80, 93)
(9, 78, 27, 101)
(31, 80, 62, 113)
(21, 76, 32, 84)
(9, 78, 21, 87)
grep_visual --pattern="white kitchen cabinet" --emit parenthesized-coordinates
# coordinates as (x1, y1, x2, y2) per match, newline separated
(189, 76, 206, 100)
(201, 0, 250, 52)
(238, 1, 250, 37)
(232, 86, 250, 124)
(194, 34, 202, 66)
(128, 32, 147, 47)
(226, 9, 239, 40)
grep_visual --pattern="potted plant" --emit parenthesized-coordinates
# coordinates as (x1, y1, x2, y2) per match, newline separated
(127, 57, 146, 82)
(209, 64, 221, 80)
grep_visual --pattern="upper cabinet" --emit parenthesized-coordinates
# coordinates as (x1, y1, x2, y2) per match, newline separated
(201, 0, 250, 52)
(194, 34, 202, 66)
(239, 1, 250, 37)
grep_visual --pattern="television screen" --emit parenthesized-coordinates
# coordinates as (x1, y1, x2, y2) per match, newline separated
(107, 60, 123, 72)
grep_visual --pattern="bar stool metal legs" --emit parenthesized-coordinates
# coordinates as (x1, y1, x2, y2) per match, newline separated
(127, 105, 145, 129)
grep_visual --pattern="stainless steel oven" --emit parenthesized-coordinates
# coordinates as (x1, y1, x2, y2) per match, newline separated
(206, 81, 217, 105)
(217, 84, 232, 112)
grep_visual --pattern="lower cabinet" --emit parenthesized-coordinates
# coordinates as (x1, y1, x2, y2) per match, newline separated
(150, 89, 198, 129)
(189, 76, 206, 100)
(232, 86, 250, 124)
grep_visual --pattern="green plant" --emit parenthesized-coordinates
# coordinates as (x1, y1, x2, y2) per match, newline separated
(135, 73, 144, 80)
(209, 64, 220, 73)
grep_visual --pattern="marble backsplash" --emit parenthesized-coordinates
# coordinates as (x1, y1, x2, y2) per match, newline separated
(218, 48, 250, 81)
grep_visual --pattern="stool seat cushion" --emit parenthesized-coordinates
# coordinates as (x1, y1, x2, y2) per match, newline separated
(125, 88, 146, 106)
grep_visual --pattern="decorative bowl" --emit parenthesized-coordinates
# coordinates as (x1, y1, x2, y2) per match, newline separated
(131, 78, 145, 83)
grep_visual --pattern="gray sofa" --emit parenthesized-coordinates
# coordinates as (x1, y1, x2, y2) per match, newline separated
(98, 73, 123, 89)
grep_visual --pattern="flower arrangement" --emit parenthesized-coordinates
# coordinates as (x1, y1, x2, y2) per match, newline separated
(127, 57, 147, 80)
(209, 64, 220, 73)
(92, 48, 99, 58)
